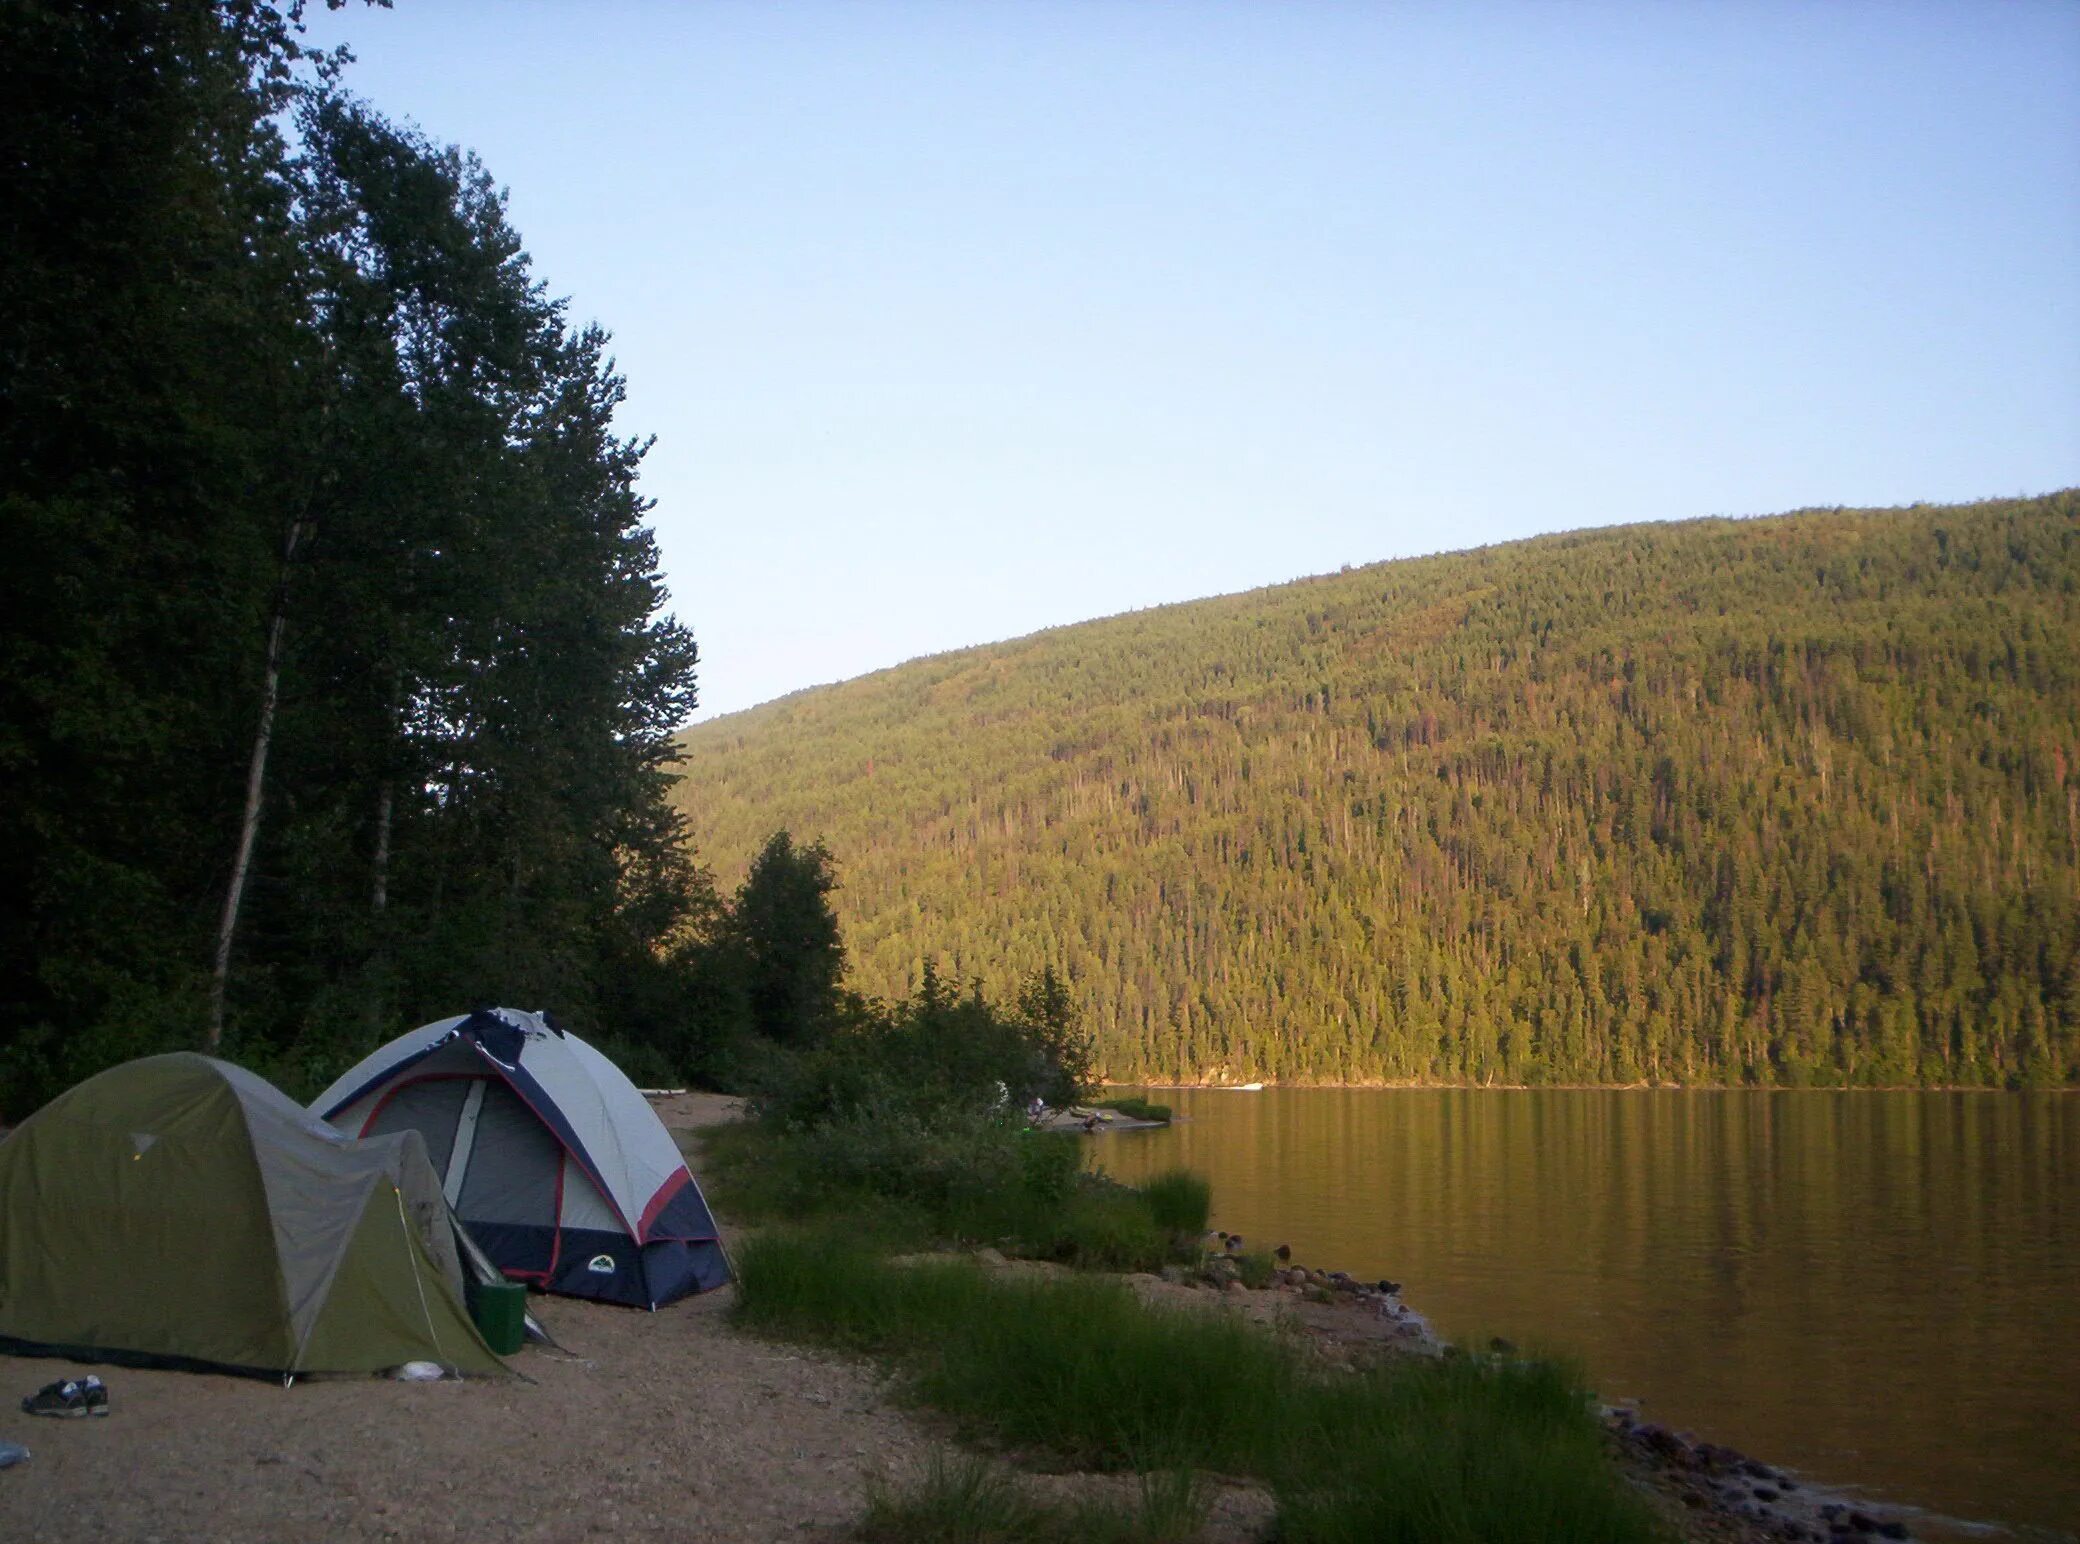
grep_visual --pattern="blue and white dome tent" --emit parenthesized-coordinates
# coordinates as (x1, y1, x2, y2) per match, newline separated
(311, 1008, 729, 1308)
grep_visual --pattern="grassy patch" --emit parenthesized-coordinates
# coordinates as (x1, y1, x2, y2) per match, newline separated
(1271, 1354, 1665, 1544)
(703, 1118, 1189, 1273)
(735, 1232, 1669, 1542)
(735, 1231, 1297, 1470)
(693, 1120, 801, 1225)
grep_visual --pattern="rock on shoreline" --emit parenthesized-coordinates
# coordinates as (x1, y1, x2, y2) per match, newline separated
(1134, 1239, 1919, 1544)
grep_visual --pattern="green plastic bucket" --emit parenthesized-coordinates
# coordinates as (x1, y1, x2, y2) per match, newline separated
(468, 1279, 528, 1356)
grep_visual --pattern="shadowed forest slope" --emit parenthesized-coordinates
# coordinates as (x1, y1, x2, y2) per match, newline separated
(676, 494, 2080, 1087)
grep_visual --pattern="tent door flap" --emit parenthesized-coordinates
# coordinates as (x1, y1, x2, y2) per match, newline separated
(443, 1080, 488, 1205)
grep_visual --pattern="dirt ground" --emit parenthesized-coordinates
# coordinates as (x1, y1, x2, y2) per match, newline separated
(644, 1090, 746, 1132)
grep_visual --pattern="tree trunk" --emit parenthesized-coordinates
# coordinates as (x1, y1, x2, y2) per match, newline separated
(371, 667, 402, 915)
(371, 778, 393, 913)
(205, 517, 306, 1051)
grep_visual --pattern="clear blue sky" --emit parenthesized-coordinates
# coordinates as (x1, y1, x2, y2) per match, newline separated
(305, 1, 2080, 720)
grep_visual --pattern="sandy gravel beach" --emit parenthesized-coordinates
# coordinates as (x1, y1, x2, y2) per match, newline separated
(0, 1292, 941, 1543)
(0, 1092, 951, 1543)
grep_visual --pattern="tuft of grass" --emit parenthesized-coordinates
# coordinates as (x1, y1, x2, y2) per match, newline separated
(737, 1232, 1669, 1543)
(1233, 1250, 1279, 1289)
(860, 1454, 1208, 1544)
(860, 1452, 1051, 1542)
(1136, 1168, 1211, 1236)
(1116, 1467, 1208, 1543)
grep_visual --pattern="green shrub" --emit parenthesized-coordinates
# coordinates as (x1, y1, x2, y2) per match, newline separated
(725, 963, 1111, 1256)
(1136, 1169, 1211, 1236)
(743, 970, 1092, 1134)
(1017, 1129, 1082, 1203)
(791, 1103, 1026, 1211)
(714, 1108, 1193, 1273)
(740, 1032, 908, 1131)
(693, 1122, 935, 1244)
(938, 1131, 1087, 1248)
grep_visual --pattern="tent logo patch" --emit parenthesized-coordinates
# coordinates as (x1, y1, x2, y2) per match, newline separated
(586, 1254, 616, 1275)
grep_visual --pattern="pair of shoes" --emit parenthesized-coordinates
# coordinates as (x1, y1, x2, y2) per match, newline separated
(20, 1376, 107, 1418)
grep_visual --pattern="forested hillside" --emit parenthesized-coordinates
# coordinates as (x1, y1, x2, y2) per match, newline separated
(678, 494, 2080, 1088)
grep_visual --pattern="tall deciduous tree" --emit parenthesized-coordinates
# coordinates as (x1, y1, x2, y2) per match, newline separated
(1, 2, 714, 1112)
(1, 0, 324, 1090)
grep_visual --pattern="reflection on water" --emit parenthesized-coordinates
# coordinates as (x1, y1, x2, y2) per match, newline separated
(1094, 1089, 2079, 1539)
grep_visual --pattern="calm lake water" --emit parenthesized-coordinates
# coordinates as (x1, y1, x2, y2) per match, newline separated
(1095, 1089, 2078, 1540)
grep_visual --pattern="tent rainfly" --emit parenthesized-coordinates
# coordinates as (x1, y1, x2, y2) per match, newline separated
(0, 1053, 508, 1380)
(311, 1008, 729, 1308)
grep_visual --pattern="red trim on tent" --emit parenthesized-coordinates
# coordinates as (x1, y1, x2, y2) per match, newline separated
(354, 1072, 482, 1137)
(635, 1168, 692, 1244)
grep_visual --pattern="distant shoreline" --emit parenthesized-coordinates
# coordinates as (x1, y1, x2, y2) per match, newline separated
(1117, 1080, 2072, 1094)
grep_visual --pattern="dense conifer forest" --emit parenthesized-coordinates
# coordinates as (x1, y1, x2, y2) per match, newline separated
(678, 494, 2080, 1088)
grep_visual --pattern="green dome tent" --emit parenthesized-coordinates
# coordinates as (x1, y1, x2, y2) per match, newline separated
(0, 1054, 507, 1380)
